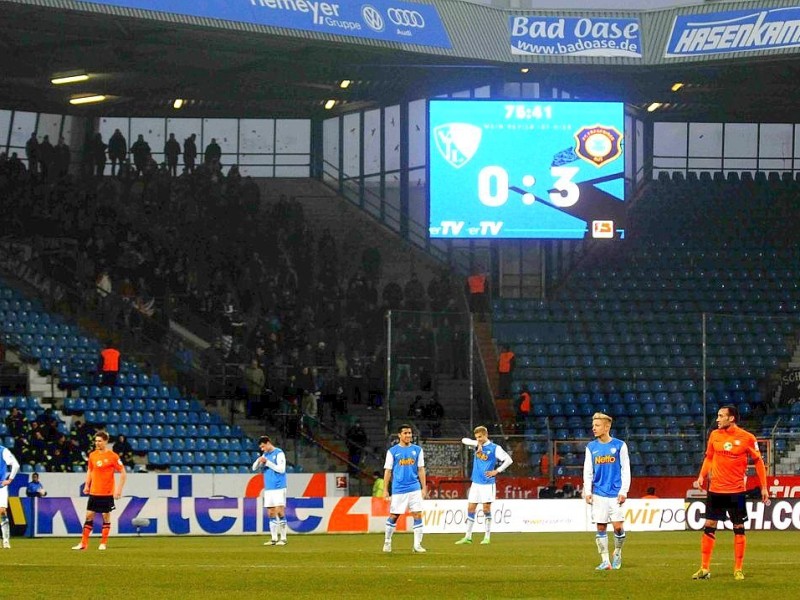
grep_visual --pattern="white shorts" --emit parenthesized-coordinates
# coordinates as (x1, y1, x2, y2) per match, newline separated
(0, 486, 7, 509)
(467, 482, 496, 504)
(263, 488, 287, 508)
(590, 494, 626, 524)
(389, 490, 424, 515)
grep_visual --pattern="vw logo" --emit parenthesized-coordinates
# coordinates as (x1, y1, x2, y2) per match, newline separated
(361, 5, 384, 32)
(387, 8, 425, 28)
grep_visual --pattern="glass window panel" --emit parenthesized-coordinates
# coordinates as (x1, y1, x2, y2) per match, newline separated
(202, 118, 237, 166)
(275, 119, 310, 153)
(725, 158, 757, 172)
(0, 110, 12, 151)
(239, 119, 274, 154)
(98, 117, 129, 151)
(363, 109, 381, 176)
(275, 154, 309, 166)
(653, 122, 687, 157)
(165, 118, 201, 171)
(724, 123, 757, 158)
(274, 165, 309, 177)
(502, 82, 521, 98)
(759, 124, 792, 167)
(37, 113, 62, 143)
(322, 116, 339, 185)
(636, 119, 645, 183)
(9, 111, 37, 149)
(238, 154, 274, 166)
(240, 165, 273, 177)
(451, 90, 470, 98)
(688, 123, 722, 157)
(384, 105, 400, 173)
(687, 158, 721, 171)
(342, 112, 360, 177)
(522, 82, 540, 98)
(474, 85, 490, 98)
(408, 99, 426, 169)
(408, 167, 427, 237)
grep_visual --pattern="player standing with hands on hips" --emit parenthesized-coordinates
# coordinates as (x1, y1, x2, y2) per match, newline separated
(382, 424, 427, 553)
(583, 412, 630, 571)
(455, 425, 513, 545)
(692, 405, 768, 581)
(253, 435, 288, 546)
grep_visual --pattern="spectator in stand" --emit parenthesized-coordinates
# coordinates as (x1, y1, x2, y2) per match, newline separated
(107, 129, 127, 176)
(183, 133, 197, 173)
(130, 134, 151, 178)
(642, 486, 659, 499)
(497, 345, 516, 399)
(89, 133, 106, 177)
(425, 394, 445, 437)
(382, 281, 403, 311)
(55, 136, 71, 179)
(301, 389, 318, 439)
(515, 384, 531, 431)
(112, 435, 134, 468)
(98, 340, 120, 386)
(372, 470, 385, 498)
(164, 133, 181, 177)
(466, 269, 489, 320)
(25, 132, 38, 176)
(5, 407, 26, 437)
(204, 137, 222, 167)
(345, 419, 369, 475)
(540, 449, 561, 480)
(403, 272, 426, 312)
(243, 358, 265, 418)
(38, 134, 54, 181)
(25, 472, 47, 498)
(408, 394, 425, 419)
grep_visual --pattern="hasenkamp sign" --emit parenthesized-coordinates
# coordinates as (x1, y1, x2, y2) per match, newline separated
(78, 0, 452, 48)
(510, 16, 642, 58)
(666, 6, 800, 57)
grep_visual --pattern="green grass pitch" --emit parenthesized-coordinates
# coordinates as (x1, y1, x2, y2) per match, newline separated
(5, 531, 799, 599)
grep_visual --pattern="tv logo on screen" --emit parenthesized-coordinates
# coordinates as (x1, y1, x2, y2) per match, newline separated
(592, 220, 614, 239)
(434, 123, 482, 169)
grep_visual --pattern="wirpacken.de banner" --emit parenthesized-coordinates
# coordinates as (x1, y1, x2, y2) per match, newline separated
(665, 6, 800, 57)
(510, 16, 642, 58)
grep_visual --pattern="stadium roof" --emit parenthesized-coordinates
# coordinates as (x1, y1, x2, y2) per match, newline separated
(2, 1, 800, 121)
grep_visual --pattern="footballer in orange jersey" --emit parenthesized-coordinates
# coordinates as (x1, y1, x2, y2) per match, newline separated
(692, 405, 768, 582)
(72, 431, 126, 551)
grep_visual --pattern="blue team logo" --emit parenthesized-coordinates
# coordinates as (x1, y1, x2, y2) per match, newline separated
(610, 447, 617, 454)
(433, 123, 482, 169)
(574, 124, 622, 168)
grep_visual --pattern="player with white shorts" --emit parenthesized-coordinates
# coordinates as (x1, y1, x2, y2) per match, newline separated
(0, 444, 20, 548)
(389, 490, 424, 516)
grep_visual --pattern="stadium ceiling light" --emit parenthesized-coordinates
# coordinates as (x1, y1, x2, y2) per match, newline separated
(324, 99, 336, 110)
(671, 82, 685, 92)
(173, 98, 185, 109)
(520, 68, 530, 73)
(647, 102, 662, 112)
(339, 80, 351, 89)
(69, 94, 107, 105)
(51, 74, 89, 85)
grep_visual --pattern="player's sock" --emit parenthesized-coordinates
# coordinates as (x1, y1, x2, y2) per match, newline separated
(595, 531, 609, 563)
(484, 514, 492, 540)
(614, 529, 626, 551)
(0, 515, 9, 542)
(701, 526, 716, 570)
(80, 519, 94, 546)
(270, 518, 279, 542)
(413, 518, 423, 548)
(280, 518, 287, 541)
(385, 517, 397, 542)
(100, 523, 111, 545)
(464, 512, 475, 539)
(733, 528, 746, 571)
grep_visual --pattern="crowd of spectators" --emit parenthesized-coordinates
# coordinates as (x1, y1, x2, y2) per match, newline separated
(4, 407, 89, 471)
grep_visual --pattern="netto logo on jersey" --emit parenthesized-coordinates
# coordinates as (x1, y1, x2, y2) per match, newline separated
(398, 458, 416, 466)
(388, 8, 425, 28)
(361, 5, 384, 32)
(574, 124, 622, 168)
(595, 455, 616, 464)
(434, 123, 482, 169)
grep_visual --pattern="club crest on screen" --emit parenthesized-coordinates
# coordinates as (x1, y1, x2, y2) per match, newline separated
(434, 123, 482, 169)
(574, 124, 622, 167)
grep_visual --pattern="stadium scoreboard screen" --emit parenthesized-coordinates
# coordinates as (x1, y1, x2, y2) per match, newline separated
(428, 99, 626, 240)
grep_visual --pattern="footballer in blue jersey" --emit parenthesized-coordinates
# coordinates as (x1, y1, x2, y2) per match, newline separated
(382, 424, 427, 554)
(455, 426, 513, 546)
(252, 435, 288, 546)
(583, 412, 630, 571)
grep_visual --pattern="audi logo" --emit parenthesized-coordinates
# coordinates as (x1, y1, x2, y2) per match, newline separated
(361, 5, 385, 32)
(387, 8, 425, 28)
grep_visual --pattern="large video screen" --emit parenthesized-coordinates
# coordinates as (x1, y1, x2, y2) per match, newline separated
(428, 100, 626, 239)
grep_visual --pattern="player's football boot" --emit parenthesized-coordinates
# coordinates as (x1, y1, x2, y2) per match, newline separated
(71, 543, 87, 550)
(275, 540, 286, 546)
(733, 570, 744, 581)
(264, 540, 277, 546)
(595, 560, 612, 570)
(412, 545, 427, 553)
(454, 537, 472, 545)
(98, 544, 107, 550)
(692, 568, 711, 580)
(611, 549, 622, 569)
(480, 538, 491, 545)
(382, 541, 392, 553)
(2, 540, 10, 549)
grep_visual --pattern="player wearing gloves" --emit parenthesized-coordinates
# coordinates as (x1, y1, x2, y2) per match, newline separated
(454, 425, 513, 545)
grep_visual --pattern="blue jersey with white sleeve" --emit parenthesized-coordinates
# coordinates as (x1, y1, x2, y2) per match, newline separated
(259, 447, 287, 491)
(583, 437, 630, 498)
(384, 444, 424, 494)
(465, 440, 513, 485)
